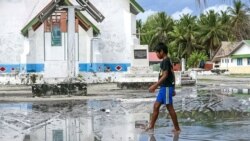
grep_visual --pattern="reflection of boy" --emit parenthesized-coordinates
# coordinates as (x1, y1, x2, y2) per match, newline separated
(148, 43, 180, 133)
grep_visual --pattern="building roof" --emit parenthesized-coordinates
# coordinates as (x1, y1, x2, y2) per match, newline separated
(212, 41, 239, 62)
(130, 0, 144, 14)
(76, 0, 105, 22)
(149, 52, 161, 62)
(212, 40, 250, 61)
(21, 0, 103, 37)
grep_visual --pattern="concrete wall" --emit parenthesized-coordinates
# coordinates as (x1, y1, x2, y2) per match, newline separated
(82, 0, 137, 72)
(131, 45, 149, 67)
(228, 66, 250, 74)
(0, 0, 30, 73)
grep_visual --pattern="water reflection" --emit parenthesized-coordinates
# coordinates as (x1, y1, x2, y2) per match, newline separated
(221, 88, 250, 95)
(138, 133, 179, 141)
(1, 95, 250, 141)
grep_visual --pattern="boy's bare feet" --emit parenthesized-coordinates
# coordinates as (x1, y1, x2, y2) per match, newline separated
(171, 128, 181, 134)
(145, 127, 154, 134)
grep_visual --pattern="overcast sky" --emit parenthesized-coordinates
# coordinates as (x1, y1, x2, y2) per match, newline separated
(136, 0, 250, 21)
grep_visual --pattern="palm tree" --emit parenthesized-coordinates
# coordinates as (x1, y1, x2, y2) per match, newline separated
(136, 19, 142, 38)
(169, 14, 201, 60)
(227, 0, 250, 40)
(197, 10, 228, 59)
(219, 11, 233, 40)
(141, 12, 174, 51)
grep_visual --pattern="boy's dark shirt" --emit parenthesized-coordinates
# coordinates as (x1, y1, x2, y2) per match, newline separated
(159, 57, 175, 87)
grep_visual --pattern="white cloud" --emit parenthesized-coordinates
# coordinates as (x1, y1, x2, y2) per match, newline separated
(136, 9, 158, 22)
(203, 4, 229, 14)
(171, 7, 193, 20)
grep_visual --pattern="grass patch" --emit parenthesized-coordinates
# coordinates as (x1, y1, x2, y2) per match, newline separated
(228, 74, 250, 78)
(232, 93, 250, 98)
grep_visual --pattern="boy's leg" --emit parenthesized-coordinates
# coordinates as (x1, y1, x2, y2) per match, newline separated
(166, 104, 180, 132)
(148, 101, 161, 129)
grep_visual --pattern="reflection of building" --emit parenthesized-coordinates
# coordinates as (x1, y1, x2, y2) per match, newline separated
(24, 113, 150, 141)
(221, 88, 250, 95)
(28, 117, 95, 141)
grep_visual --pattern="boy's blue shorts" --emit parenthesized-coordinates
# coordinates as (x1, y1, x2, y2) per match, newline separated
(156, 86, 174, 105)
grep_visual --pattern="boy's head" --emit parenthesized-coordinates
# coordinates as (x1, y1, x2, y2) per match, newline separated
(154, 42, 168, 59)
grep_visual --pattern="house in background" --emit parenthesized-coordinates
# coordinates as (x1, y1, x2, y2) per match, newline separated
(212, 40, 250, 74)
(212, 41, 239, 71)
(148, 52, 181, 71)
(149, 52, 161, 65)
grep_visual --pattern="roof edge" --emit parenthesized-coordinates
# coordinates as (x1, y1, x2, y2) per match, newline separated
(75, 11, 100, 34)
(21, 0, 100, 37)
(130, 0, 144, 13)
(21, 18, 39, 37)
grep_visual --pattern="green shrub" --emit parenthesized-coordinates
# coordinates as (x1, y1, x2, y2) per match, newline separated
(187, 51, 208, 68)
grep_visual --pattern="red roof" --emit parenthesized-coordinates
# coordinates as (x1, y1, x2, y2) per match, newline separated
(149, 52, 162, 62)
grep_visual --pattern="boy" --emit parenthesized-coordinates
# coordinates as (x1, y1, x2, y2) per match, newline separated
(147, 42, 180, 133)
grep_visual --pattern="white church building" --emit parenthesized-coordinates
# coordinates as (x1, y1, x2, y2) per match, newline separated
(0, 0, 145, 82)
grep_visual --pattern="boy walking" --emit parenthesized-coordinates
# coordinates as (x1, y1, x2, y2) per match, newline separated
(147, 42, 180, 133)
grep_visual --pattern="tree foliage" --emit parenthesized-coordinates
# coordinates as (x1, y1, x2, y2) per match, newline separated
(187, 51, 208, 68)
(137, 0, 250, 68)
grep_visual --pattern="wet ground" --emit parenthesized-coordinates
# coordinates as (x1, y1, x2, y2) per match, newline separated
(1, 77, 250, 141)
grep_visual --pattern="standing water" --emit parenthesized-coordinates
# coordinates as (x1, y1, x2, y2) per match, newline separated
(1, 84, 250, 141)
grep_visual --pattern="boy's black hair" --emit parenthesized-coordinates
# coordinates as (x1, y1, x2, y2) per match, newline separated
(154, 42, 168, 54)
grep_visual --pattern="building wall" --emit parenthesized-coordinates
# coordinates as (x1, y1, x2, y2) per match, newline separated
(221, 57, 250, 73)
(23, 24, 45, 73)
(228, 66, 250, 74)
(220, 57, 231, 70)
(83, 0, 136, 72)
(0, 0, 31, 73)
(0, 0, 139, 74)
(233, 44, 250, 55)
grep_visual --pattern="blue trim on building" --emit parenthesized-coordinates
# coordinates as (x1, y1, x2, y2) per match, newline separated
(79, 63, 131, 72)
(0, 64, 44, 73)
(0, 64, 21, 73)
(1, 63, 130, 73)
(25, 64, 44, 72)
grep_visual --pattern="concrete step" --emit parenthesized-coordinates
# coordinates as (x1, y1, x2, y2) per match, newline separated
(124, 73, 158, 77)
(0, 86, 31, 91)
(0, 90, 32, 97)
(0, 85, 32, 97)
(181, 74, 189, 77)
(181, 77, 192, 80)
(181, 80, 196, 86)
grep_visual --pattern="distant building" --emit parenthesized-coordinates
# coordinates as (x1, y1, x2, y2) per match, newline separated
(148, 52, 161, 65)
(212, 40, 250, 74)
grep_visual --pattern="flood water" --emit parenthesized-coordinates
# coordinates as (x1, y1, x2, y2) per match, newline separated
(0, 85, 250, 141)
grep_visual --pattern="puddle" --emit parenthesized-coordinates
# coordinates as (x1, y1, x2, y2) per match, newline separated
(1, 86, 250, 141)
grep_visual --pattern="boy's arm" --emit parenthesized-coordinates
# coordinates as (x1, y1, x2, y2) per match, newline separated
(149, 70, 168, 93)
